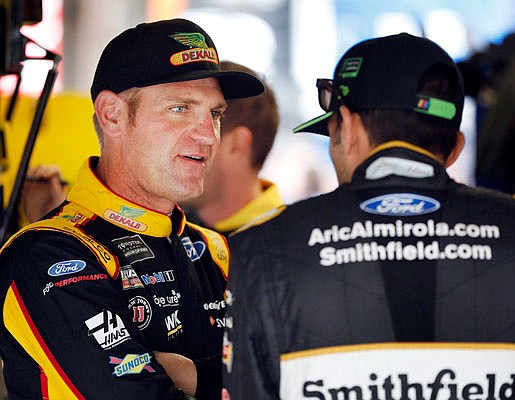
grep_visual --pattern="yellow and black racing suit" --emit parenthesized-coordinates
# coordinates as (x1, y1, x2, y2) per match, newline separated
(0, 157, 228, 399)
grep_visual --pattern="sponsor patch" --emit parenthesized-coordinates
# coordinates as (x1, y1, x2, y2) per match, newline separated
(169, 32, 218, 66)
(203, 300, 226, 311)
(360, 193, 440, 216)
(109, 353, 155, 377)
(181, 236, 206, 262)
(60, 212, 85, 223)
(43, 273, 108, 295)
(42, 282, 53, 295)
(140, 270, 175, 285)
(210, 316, 226, 328)
(85, 310, 131, 350)
(153, 290, 180, 308)
(365, 157, 434, 180)
(47, 260, 86, 277)
(112, 235, 155, 264)
(104, 206, 147, 232)
(128, 296, 152, 330)
(165, 310, 183, 338)
(415, 95, 457, 120)
(308, 220, 499, 266)
(120, 265, 144, 290)
(339, 57, 362, 78)
(280, 344, 515, 400)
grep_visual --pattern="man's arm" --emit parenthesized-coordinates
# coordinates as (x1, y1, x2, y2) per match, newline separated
(21, 164, 67, 223)
(154, 352, 197, 397)
(154, 352, 224, 400)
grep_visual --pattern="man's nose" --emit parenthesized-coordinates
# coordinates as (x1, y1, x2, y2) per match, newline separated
(191, 114, 219, 144)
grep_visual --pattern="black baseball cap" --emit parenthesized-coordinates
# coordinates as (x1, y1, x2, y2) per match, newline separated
(293, 33, 465, 136)
(91, 18, 264, 101)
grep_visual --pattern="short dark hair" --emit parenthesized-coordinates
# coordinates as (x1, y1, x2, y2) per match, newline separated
(220, 61, 279, 169)
(359, 64, 460, 160)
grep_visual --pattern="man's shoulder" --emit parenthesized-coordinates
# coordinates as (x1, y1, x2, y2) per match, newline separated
(185, 220, 226, 241)
(230, 190, 339, 241)
(456, 184, 515, 202)
(453, 184, 515, 213)
(184, 222, 229, 279)
(1, 207, 118, 278)
(230, 204, 287, 236)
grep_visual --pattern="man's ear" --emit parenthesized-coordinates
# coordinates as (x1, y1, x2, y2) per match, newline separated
(93, 90, 127, 137)
(339, 105, 363, 156)
(224, 126, 252, 156)
(444, 130, 465, 168)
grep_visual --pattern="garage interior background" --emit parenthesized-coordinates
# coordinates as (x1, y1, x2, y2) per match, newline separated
(1, 0, 515, 210)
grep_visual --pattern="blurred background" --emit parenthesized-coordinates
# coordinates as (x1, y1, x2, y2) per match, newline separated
(1, 0, 515, 208)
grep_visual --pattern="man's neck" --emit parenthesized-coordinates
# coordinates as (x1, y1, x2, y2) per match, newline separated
(197, 177, 263, 227)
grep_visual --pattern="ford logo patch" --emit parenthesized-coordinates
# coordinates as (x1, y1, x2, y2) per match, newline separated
(48, 260, 87, 276)
(360, 193, 440, 216)
(181, 237, 206, 262)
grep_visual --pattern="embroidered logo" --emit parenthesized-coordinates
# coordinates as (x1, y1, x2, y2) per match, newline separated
(181, 236, 206, 262)
(360, 193, 440, 216)
(109, 353, 155, 377)
(85, 310, 131, 350)
(128, 296, 153, 330)
(120, 265, 144, 290)
(169, 32, 218, 66)
(165, 310, 183, 338)
(104, 206, 147, 232)
(48, 260, 86, 277)
(112, 235, 155, 264)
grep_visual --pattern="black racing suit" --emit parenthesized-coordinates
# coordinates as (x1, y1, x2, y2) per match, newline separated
(0, 157, 228, 399)
(223, 142, 515, 400)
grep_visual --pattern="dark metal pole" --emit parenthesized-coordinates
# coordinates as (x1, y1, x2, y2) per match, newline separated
(0, 53, 61, 245)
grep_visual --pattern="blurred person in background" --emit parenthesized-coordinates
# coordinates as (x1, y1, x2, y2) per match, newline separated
(458, 32, 515, 193)
(184, 60, 282, 236)
(2, 164, 68, 240)
(21, 164, 67, 223)
(223, 33, 515, 399)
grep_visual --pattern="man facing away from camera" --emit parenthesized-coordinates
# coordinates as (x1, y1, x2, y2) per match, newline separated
(222, 33, 515, 399)
(0, 18, 263, 400)
(184, 60, 282, 236)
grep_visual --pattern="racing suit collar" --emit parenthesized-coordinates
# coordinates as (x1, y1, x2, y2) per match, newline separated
(213, 180, 282, 234)
(351, 142, 452, 188)
(67, 157, 186, 237)
(368, 141, 441, 162)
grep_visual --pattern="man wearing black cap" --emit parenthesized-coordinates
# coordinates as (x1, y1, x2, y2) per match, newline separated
(222, 33, 515, 399)
(0, 19, 263, 399)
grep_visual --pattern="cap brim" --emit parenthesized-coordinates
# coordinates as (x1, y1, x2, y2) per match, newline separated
(154, 69, 264, 100)
(216, 71, 265, 99)
(292, 111, 334, 136)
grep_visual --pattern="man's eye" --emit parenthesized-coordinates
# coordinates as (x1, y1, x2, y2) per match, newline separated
(211, 110, 223, 120)
(171, 106, 186, 113)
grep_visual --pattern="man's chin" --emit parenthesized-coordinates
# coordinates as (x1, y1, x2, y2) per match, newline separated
(177, 185, 206, 206)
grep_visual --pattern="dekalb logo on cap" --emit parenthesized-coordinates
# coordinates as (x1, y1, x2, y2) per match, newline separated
(169, 32, 218, 66)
